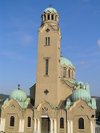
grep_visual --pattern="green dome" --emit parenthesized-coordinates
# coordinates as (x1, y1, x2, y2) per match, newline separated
(72, 89, 91, 103)
(44, 7, 57, 13)
(76, 81, 84, 86)
(61, 57, 73, 67)
(9, 89, 27, 102)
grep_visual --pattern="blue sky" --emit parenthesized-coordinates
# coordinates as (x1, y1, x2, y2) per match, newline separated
(0, 0, 100, 97)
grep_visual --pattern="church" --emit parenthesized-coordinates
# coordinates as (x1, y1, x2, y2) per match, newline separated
(0, 7, 97, 133)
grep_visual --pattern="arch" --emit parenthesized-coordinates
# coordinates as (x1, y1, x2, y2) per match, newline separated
(44, 15, 46, 21)
(51, 14, 54, 20)
(48, 14, 50, 20)
(10, 116, 15, 126)
(60, 117, 64, 128)
(68, 69, 70, 78)
(28, 117, 31, 127)
(78, 118, 84, 129)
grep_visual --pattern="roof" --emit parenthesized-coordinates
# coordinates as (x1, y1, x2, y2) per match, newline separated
(44, 7, 57, 13)
(61, 57, 74, 67)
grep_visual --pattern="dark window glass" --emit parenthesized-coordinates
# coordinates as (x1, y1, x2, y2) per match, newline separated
(28, 117, 31, 127)
(44, 15, 46, 21)
(63, 67, 66, 77)
(60, 117, 64, 128)
(68, 69, 70, 78)
(45, 37, 50, 45)
(52, 14, 54, 20)
(46, 59, 49, 75)
(48, 37, 50, 45)
(48, 14, 50, 20)
(10, 116, 15, 126)
(45, 37, 47, 45)
(79, 118, 84, 129)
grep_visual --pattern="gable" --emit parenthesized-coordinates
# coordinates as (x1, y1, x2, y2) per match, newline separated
(67, 99, 95, 120)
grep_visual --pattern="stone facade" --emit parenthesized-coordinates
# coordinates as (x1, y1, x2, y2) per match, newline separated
(0, 7, 96, 133)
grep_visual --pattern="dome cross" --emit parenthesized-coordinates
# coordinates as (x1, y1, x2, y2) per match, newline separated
(18, 84, 20, 90)
(49, 4, 52, 7)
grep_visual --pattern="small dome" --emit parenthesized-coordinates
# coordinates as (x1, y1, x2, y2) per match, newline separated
(77, 81, 84, 86)
(61, 57, 74, 67)
(9, 89, 27, 102)
(44, 7, 57, 13)
(72, 89, 91, 103)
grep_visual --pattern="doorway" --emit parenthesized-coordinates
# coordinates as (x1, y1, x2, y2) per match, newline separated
(41, 118, 50, 133)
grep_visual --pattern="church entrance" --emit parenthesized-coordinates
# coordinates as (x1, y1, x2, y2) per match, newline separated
(41, 118, 50, 133)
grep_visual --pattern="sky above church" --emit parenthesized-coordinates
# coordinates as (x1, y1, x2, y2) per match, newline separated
(0, 0, 100, 97)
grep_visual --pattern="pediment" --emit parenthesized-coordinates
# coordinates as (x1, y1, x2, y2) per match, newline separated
(69, 99, 92, 112)
(3, 99, 22, 111)
(36, 100, 53, 111)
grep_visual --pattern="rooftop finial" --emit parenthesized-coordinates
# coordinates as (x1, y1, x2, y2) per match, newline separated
(49, 4, 52, 7)
(18, 84, 20, 90)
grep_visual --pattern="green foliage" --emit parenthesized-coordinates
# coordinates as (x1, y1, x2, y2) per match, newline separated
(0, 94, 9, 100)
(96, 110, 100, 122)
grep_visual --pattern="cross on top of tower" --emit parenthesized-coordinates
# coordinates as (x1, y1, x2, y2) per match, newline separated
(49, 4, 52, 7)
(18, 84, 20, 90)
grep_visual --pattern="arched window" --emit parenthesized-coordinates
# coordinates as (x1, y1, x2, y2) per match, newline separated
(63, 67, 66, 78)
(10, 116, 15, 126)
(52, 14, 54, 20)
(68, 69, 70, 78)
(48, 14, 50, 20)
(60, 117, 64, 128)
(44, 15, 46, 21)
(28, 117, 31, 127)
(78, 118, 84, 129)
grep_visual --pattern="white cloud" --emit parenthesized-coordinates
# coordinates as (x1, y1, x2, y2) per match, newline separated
(98, 39, 100, 49)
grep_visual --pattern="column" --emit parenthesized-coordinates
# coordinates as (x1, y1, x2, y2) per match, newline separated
(19, 119, 24, 132)
(19, 119, 21, 132)
(70, 120, 73, 133)
(0, 118, 5, 132)
(37, 119, 40, 132)
(93, 121, 96, 133)
(90, 121, 96, 133)
(46, 14, 47, 21)
(34, 118, 36, 132)
(50, 119, 53, 133)
(42, 15, 44, 21)
(50, 14, 51, 20)
(66, 69, 68, 78)
(67, 120, 70, 133)
(54, 119, 56, 133)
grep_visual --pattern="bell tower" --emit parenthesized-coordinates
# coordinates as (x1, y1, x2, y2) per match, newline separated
(35, 7, 61, 107)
